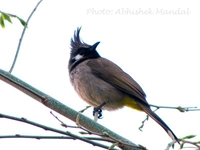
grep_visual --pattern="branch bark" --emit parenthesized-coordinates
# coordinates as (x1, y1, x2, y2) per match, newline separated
(0, 68, 140, 150)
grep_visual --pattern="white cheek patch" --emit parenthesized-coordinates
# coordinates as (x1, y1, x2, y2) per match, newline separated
(74, 54, 83, 61)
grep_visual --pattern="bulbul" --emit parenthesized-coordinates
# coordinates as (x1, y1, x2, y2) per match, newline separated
(68, 27, 179, 143)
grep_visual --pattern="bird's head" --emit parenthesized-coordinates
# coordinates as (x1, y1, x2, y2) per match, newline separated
(69, 27, 100, 71)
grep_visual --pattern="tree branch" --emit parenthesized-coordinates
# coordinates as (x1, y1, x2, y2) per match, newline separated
(166, 139, 200, 150)
(0, 113, 120, 150)
(9, 0, 43, 73)
(150, 104, 199, 112)
(139, 104, 199, 131)
(50, 112, 146, 150)
(0, 68, 139, 150)
(0, 135, 116, 143)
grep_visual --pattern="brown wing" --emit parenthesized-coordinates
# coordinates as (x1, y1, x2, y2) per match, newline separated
(87, 57, 179, 143)
(87, 57, 147, 104)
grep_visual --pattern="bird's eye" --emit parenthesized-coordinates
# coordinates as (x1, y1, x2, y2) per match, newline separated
(79, 49, 85, 55)
(79, 48, 86, 55)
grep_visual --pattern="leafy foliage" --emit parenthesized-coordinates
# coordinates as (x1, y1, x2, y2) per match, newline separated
(0, 11, 26, 28)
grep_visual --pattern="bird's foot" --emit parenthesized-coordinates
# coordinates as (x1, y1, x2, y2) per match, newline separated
(93, 102, 106, 119)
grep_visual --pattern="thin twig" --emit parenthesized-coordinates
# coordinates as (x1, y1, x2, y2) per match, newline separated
(140, 104, 199, 130)
(0, 135, 116, 142)
(9, 0, 43, 73)
(79, 106, 91, 113)
(50, 111, 72, 128)
(180, 140, 200, 149)
(51, 110, 144, 150)
(139, 108, 158, 131)
(0, 135, 72, 139)
(166, 139, 200, 150)
(139, 115, 149, 131)
(150, 104, 199, 112)
(78, 127, 145, 150)
(104, 133, 147, 150)
(0, 113, 119, 150)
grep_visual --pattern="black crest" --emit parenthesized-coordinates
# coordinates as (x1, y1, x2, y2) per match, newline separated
(70, 27, 90, 57)
(69, 27, 101, 72)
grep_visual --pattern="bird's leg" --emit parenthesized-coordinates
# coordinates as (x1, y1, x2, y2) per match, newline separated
(93, 102, 106, 119)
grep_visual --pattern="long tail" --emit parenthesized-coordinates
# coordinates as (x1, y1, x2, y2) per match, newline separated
(137, 101, 179, 144)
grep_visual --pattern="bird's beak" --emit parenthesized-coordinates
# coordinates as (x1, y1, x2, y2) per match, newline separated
(89, 42, 100, 51)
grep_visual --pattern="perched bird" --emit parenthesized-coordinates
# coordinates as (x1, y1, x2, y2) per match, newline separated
(68, 27, 179, 143)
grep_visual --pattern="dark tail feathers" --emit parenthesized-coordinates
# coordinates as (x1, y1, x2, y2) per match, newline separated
(137, 102, 179, 144)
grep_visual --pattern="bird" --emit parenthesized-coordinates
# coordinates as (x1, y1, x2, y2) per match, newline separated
(68, 27, 179, 143)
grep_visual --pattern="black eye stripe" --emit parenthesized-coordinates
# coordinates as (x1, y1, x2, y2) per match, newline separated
(79, 48, 87, 55)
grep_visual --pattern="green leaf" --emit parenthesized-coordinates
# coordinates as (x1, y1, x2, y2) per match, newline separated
(181, 135, 196, 140)
(17, 17, 26, 27)
(1, 12, 12, 23)
(79, 131, 88, 134)
(177, 106, 185, 112)
(109, 143, 118, 150)
(0, 16, 5, 28)
(61, 123, 67, 127)
(171, 143, 174, 149)
(102, 132, 109, 137)
(180, 143, 184, 149)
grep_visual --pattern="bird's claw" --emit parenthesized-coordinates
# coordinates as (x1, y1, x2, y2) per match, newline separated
(93, 102, 106, 119)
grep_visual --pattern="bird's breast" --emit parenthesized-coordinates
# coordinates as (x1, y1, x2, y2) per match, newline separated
(69, 61, 125, 110)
